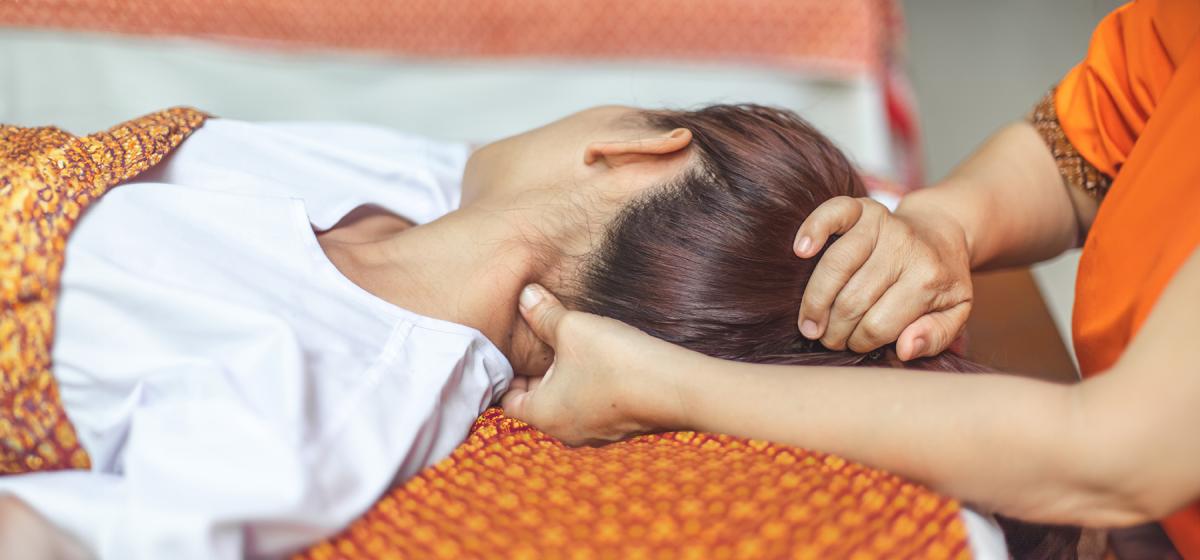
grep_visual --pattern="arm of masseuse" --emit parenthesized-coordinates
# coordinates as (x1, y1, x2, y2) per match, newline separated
(505, 257, 1200, 527)
(792, 120, 1099, 360)
(794, 0, 1183, 362)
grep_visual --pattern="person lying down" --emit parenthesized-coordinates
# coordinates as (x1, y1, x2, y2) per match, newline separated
(4, 104, 982, 558)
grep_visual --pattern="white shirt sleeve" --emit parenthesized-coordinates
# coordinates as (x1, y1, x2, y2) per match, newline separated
(1, 363, 383, 560)
(255, 120, 471, 226)
(145, 119, 472, 230)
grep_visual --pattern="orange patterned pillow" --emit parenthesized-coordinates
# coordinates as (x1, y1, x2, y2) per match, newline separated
(299, 408, 969, 559)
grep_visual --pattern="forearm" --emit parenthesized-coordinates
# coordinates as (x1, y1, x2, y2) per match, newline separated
(667, 354, 1145, 526)
(897, 122, 1080, 270)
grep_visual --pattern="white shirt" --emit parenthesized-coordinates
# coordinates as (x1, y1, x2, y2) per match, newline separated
(0, 119, 512, 559)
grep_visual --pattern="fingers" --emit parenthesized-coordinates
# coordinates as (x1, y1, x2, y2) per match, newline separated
(845, 279, 929, 353)
(797, 203, 887, 340)
(821, 253, 902, 351)
(518, 284, 568, 349)
(895, 301, 972, 360)
(501, 374, 545, 424)
(793, 196, 864, 258)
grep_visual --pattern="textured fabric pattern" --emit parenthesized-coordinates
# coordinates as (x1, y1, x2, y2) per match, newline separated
(298, 408, 969, 560)
(0, 0, 897, 77)
(1028, 89, 1113, 201)
(2, 110, 967, 556)
(0, 108, 208, 473)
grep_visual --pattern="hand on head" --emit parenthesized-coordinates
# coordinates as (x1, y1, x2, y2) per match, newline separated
(501, 284, 692, 446)
(503, 189, 978, 445)
(793, 195, 973, 360)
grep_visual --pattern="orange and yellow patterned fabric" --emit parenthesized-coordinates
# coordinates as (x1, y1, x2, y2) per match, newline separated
(2, 110, 967, 558)
(0, 107, 207, 473)
(299, 408, 969, 559)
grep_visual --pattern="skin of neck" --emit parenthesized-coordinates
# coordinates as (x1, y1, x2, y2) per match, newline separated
(344, 198, 579, 378)
(323, 106, 694, 377)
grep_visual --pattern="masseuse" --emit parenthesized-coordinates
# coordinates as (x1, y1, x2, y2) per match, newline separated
(502, 0, 1200, 554)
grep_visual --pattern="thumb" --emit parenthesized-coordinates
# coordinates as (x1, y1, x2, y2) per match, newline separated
(501, 375, 541, 424)
(895, 302, 970, 360)
(518, 284, 568, 348)
(793, 196, 864, 258)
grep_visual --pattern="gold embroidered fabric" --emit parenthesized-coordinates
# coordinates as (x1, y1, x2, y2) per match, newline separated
(298, 408, 970, 559)
(1028, 88, 1113, 200)
(0, 108, 207, 473)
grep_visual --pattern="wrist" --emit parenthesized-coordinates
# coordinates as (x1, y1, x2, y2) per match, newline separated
(895, 186, 977, 269)
(626, 341, 706, 432)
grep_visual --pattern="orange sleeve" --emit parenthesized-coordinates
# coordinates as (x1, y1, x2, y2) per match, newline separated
(1054, 0, 1193, 178)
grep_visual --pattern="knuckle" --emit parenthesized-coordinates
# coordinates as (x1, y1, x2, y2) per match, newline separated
(860, 197, 887, 214)
(829, 195, 856, 207)
(823, 196, 858, 218)
(831, 296, 868, 321)
(891, 218, 915, 238)
(847, 336, 877, 354)
(820, 333, 848, 351)
(800, 288, 834, 312)
(535, 311, 552, 333)
(910, 265, 943, 289)
(555, 311, 582, 338)
(856, 316, 892, 346)
(822, 245, 866, 273)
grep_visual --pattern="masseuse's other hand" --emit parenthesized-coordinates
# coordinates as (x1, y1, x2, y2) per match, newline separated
(793, 196, 972, 360)
(502, 285, 689, 446)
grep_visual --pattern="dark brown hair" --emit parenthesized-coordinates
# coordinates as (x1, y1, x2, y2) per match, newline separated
(573, 104, 976, 371)
(572, 104, 1076, 559)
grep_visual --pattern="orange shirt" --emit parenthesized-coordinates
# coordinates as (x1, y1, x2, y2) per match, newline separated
(1060, 0, 1200, 554)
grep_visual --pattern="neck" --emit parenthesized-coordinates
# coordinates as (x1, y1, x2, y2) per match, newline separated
(321, 204, 556, 358)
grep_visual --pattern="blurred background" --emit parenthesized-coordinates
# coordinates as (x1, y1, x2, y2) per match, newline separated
(0, 0, 1124, 380)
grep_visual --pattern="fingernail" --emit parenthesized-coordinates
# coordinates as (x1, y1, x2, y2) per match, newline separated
(796, 236, 813, 255)
(800, 319, 820, 339)
(910, 338, 927, 358)
(519, 285, 543, 310)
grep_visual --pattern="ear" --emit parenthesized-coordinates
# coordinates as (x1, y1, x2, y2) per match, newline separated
(584, 128, 693, 167)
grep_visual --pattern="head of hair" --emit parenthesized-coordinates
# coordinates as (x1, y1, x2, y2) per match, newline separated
(570, 104, 1074, 558)
(570, 104, 977, 372)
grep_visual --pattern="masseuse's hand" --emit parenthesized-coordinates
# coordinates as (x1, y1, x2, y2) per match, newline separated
(793, 196, 972, 360)
(502, 285, 691, 446)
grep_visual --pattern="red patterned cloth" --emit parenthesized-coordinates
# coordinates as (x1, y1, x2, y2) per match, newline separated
(298, 408, 969, 559)
(1, 0, 896, 76)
